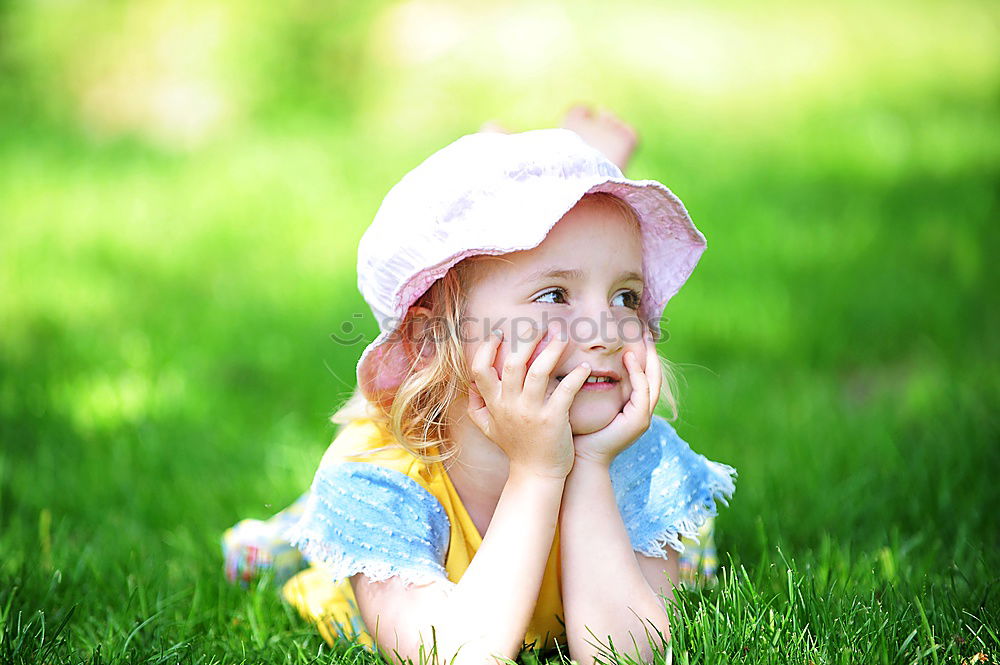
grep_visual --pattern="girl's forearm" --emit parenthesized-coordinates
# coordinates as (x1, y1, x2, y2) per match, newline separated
(425, 467, 565, 664)
(559, 455, 671, 665)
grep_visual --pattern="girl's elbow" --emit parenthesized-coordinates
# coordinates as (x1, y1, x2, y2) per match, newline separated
(566, 618, 671, 665)
(390, 626, 520, 665)
(419, 637, 520, 665)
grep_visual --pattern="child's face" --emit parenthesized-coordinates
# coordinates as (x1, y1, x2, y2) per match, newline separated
(461, 197, 649, 436)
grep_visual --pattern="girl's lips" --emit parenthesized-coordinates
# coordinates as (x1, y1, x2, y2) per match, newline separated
(578, 378, 619, 392)
(555, 370, 621, 391)
(555, 369, 622, 382)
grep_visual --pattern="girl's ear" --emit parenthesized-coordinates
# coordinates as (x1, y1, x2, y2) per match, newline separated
(402, 305, 437, 368)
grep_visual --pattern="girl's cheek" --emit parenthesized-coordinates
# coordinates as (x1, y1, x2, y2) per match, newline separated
(619, 316, 646, 344)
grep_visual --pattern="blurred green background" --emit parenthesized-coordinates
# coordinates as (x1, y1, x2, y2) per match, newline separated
(1, 0, 998, 662)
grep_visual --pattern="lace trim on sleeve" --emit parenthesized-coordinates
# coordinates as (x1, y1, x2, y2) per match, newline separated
(282, 462, 454, 589)
(611, 416, 737, 559)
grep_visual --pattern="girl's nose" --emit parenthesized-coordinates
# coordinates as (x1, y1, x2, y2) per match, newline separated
(585, 321, 625, 353)
(573, 302, 628, 354)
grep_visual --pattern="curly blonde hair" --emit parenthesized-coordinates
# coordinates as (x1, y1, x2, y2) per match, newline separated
(331, 192, 681, 467)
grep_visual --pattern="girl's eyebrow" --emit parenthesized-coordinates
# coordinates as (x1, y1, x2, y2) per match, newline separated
(521, 268, 644, 284)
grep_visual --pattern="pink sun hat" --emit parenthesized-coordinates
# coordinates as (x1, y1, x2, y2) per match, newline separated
(354, 127, 706, 406)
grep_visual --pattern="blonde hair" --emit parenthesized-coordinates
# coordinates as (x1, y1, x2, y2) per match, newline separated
(331, 192, 681, 466)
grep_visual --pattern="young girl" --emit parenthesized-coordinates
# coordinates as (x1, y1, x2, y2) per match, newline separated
(223, 109, 736, 664)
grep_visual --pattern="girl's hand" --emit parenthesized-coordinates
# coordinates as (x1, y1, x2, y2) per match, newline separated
(572, 329, 662, 468)
(466, 322, 593, 480)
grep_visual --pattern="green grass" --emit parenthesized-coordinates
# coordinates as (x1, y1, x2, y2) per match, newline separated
(1, 1, 999, 662)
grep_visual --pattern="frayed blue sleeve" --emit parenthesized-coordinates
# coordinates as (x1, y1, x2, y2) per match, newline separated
(610, 415, 737, 560)
(281, 462, 453, 589)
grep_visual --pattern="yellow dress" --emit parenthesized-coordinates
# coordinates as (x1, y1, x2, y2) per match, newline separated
(280, 417, 721, 653)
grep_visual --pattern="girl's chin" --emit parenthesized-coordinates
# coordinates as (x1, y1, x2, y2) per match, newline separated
(569, 405, 624, 435)
(571, 421, 604, 436)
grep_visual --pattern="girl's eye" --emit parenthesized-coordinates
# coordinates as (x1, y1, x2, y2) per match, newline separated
(534, 288, 568, 305)
(612, 289, 642, 310)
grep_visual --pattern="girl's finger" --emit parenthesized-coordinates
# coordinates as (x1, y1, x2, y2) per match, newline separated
(466, 383, 491, 435)
(500, 323, 548, 400)
(471, 328, 503, 404)
(468, 381, 485, 410)
(546, 362, 592, 414)
(645, 330, 662, 408)
(521, 323, 568, 403)
(624, 350, 650, 415)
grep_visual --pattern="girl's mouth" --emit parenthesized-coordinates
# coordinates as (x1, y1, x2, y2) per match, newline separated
(555, 374, 620, 391)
